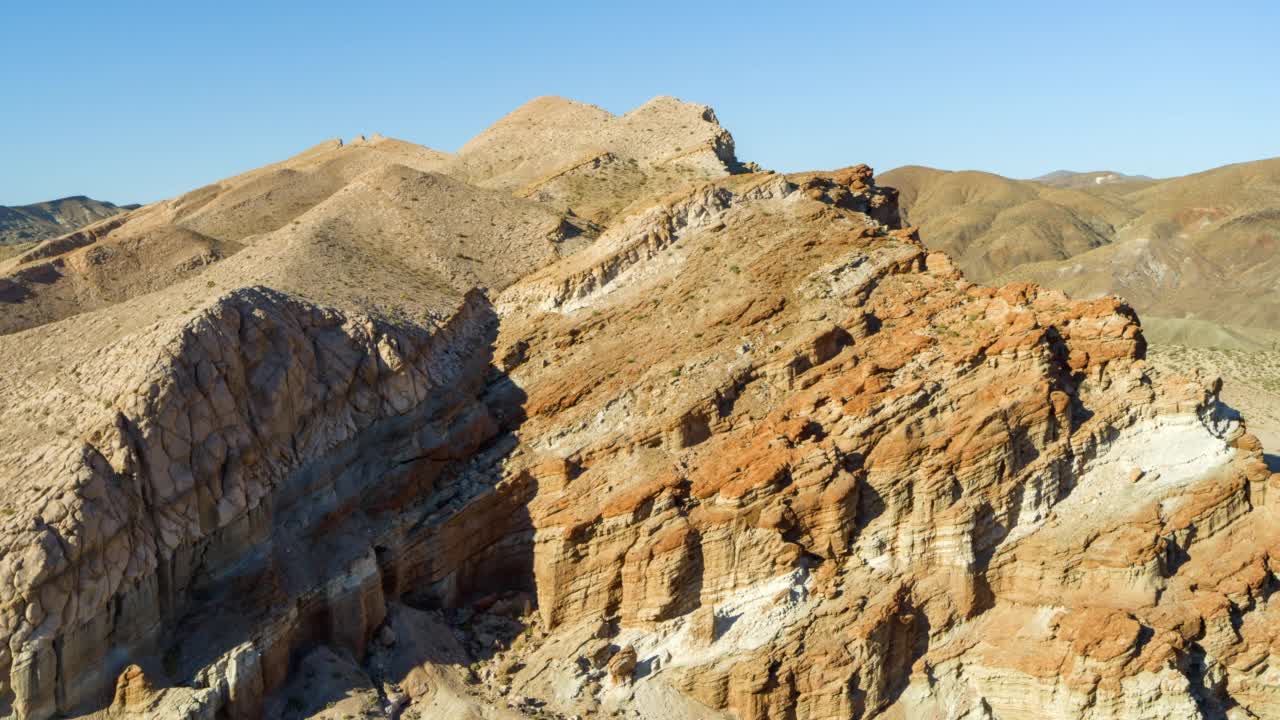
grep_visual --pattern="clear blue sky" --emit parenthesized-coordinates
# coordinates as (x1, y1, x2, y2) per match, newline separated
(2, 1, 1277, 205)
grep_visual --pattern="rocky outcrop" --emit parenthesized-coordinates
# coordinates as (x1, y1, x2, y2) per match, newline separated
(0, 97, 1276, 720)
(478, 167, 1276, 720)
(0, 286, 534, 718)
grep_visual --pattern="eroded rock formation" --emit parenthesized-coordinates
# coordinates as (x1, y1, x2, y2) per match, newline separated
(0, 97, 1274, 720)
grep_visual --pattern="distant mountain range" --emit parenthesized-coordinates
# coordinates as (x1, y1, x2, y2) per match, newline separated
(1031, 169, 1155, 188)
(880, 158, 1280, 348)
(0, 196, 137, 252)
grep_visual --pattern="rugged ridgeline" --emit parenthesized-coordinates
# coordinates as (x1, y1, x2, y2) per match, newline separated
(0, 98, 1275, 720)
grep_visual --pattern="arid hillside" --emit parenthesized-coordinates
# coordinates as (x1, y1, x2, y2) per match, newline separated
(0, 98, 1277, 720)
(445, 95, 742, 224)
(0, 196, 136, 260)
(881, 158, 1280, 348)
(882, 165, 1141, 279)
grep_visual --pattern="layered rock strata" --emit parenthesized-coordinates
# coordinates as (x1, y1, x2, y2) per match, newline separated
(476, 168, 1275, 719)
(0, 98, 1275, 720)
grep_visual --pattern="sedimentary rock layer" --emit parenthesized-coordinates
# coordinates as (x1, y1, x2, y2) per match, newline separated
(0, 97, 1275, 720)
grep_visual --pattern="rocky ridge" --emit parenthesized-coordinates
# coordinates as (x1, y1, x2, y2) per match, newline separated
(0, 98, 1275, 720)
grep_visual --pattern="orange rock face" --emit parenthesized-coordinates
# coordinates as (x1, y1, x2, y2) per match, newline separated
(482, 169, 1274, 720)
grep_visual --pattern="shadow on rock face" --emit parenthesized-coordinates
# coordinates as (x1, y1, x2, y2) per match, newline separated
(248, 297, 547, 718)
(1265, 454, 1280, 472)
(54, 292, 545, 719)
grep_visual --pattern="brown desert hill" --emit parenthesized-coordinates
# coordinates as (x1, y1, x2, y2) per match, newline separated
(0, 196, 136, 260)
(0, 135, 586, 336)
(880, 165, 1140, 278)
(169, 134, 452, 244)
(0, 96, 734, 337)
(0, 97, 1279, 720)
(0, 196, 135, 244)
(999, 157, 1280, 338)
(445, 95, 742, 224)
(225, 162, 591, 308)
(882, 157, 1280, 346)
(1032, 169, 1156, 189)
